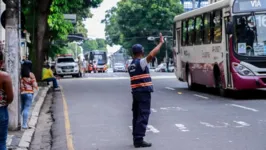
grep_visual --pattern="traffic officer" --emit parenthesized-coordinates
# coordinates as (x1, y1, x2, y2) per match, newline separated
(128, 33, 164, 148)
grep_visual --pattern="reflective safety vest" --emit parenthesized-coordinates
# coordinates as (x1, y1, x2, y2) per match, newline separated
(128, 59, 153, 93)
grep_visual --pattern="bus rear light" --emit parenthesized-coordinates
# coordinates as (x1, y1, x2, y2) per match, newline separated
(232, 62, 255, 76)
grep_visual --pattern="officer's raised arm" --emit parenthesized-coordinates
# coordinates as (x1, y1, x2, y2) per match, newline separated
(146, 33, 165, 63)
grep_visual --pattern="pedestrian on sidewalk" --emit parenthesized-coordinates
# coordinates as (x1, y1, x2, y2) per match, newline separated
(128, 33, 164, 148)
(0, 51, 14, 150)
(42, 64, 60, 90)
(20, 61, 38, 129)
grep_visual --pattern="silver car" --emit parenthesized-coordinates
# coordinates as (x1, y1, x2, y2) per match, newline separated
(113, 63, 126, 72)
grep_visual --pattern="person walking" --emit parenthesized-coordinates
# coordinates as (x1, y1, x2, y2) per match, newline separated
(0, 51, 14, 150)
(20, 61, 38, 129)
(128, 33, 164, 148)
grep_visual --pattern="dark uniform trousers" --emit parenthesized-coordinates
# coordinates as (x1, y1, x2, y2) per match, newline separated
(132, 92, 151, 143)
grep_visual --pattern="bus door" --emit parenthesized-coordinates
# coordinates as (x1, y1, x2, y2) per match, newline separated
(175, 29, 183, 81)
(224, 14, 232, 88)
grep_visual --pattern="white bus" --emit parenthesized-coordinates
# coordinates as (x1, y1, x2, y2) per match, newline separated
(173, 0, 266, 96)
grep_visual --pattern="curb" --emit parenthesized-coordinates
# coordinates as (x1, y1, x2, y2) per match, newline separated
(17, 85, 51, 150)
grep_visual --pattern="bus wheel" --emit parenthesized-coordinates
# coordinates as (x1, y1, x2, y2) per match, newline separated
(187, 70, 196, 90)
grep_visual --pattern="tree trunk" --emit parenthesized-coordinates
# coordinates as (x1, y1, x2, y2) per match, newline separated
(43, 28, 51, 61)
(5, 0, 20, 130)
(34, 0, 52, 81)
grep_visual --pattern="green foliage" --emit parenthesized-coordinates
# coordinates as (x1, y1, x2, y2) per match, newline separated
(82, 38, 107, 52)
(103, 0, 183, 62)
(48, 0, 103, 41)
(67, 42, 82, 58)
(49, 44, 72, 59)
(96, 38, 107, 50)
(75, 21, 88, 38)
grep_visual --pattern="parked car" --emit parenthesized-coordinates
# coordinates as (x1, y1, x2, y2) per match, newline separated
(113, 63, 126, 72)
(169, 65, 175, 72)
(155, 63, 167, 72)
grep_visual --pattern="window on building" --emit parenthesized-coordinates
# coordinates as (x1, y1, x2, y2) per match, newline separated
(195, 16, 203, 45)
(213, 10, 222, 43)
(182, 21, 187, 46)
(188, 18, 195, 45)
(203, 13, 211, 44)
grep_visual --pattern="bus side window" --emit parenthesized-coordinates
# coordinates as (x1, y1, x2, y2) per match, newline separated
(195, 16, 203, 45)
(213, 9, 222, 43)
(181, 21, 187, 46)
(203, 12, 211, 44)
(173, 23, 176, 47)
(188, 18, 195, 46)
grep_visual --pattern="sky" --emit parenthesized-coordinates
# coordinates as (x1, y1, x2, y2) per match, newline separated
(83, 0, 121, 55)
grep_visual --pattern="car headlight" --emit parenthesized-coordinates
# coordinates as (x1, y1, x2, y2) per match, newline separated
(74, 64, 78, 68)
(232, 62, 255, 76)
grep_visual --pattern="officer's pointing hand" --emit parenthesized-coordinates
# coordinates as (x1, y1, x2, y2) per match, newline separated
(160, 33, 164, 44)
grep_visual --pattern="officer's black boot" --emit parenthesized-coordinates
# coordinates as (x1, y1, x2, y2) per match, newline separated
(134, 141, 152, 148)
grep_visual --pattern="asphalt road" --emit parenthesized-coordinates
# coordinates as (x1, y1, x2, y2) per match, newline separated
(51, 72, 266, 150)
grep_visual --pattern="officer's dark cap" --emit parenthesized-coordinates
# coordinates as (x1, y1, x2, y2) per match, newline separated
(132, 44, 144, 54)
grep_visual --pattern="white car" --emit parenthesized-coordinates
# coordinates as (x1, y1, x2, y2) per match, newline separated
(155, 63, 167, 72)
(55, 57, 80, 77)
(169, 65, 175, 72)
(113, 63, 126, 72)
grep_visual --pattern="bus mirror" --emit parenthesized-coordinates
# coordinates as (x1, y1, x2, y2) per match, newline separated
(226, 22, 233, 35)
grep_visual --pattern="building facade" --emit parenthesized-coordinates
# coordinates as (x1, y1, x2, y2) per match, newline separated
(181, 0, 209, 12)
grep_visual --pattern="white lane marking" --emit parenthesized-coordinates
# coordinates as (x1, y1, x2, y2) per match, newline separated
(129, 125, 160, 133)
(151, 108, 157, 112)
(147, 125, 160, 133)
(160, 107, 188, 111)
(200, 122, 229, 128)
(194, 94, 209, 99)
(175, 124, 190, 132)
(165, 87, 175, 91)
(233, 121, 250, 128)
(229, 104, 259, 112)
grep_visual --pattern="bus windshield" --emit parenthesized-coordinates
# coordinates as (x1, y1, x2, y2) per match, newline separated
(93, 54, 103, 61)
(89, 52, 107, 65)
(234, 14, 266, 57)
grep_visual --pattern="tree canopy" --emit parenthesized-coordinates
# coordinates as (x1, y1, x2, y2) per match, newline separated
(103, 0, 183, 62)
(82, 38, 107, 52)
(21, 0, 103, 80)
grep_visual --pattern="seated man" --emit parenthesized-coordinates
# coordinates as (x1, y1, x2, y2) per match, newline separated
(42, 64, 59, 89)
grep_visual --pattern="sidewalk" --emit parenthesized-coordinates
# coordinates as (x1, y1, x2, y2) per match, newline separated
(7, 85, 51, 150)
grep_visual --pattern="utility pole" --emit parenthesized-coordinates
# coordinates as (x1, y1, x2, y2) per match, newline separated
(5, 0, 20, 130)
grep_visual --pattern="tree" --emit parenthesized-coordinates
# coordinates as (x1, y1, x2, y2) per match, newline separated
(103, 0, 183, 63)
(75, 21, 88, 38)
(82, 40, 98, 52)
(67, 42, 82, 58)
(82, 38, 107, 52)
(22, 0, 103, 80)
(96, 38, 107, 50)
